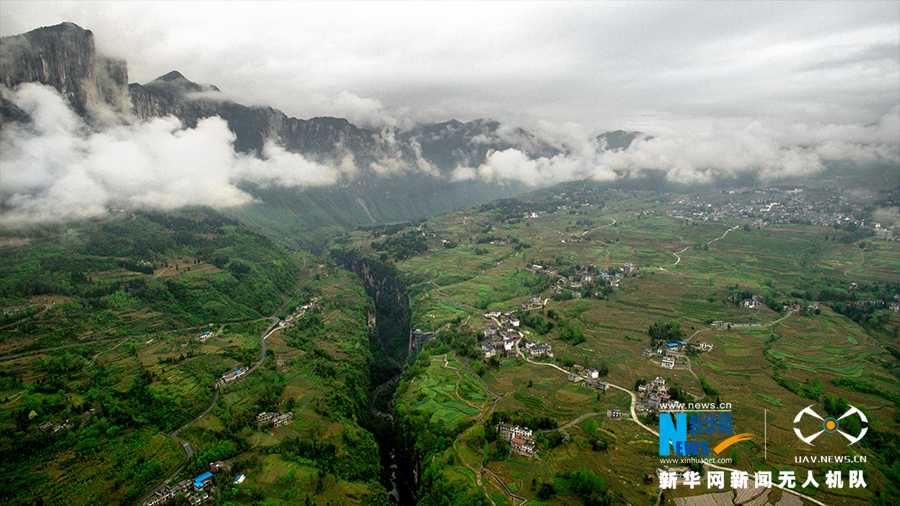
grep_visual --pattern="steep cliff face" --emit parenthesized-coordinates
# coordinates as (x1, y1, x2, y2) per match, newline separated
(0, 22, 565, 181)
(0, 22, 129, 115)
(330, 249, 412, 361)
(129, 70, 415, 167)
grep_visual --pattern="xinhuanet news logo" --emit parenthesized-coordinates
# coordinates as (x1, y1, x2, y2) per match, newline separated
(652, 401, 870, 493)
(659, 412, 752, 458)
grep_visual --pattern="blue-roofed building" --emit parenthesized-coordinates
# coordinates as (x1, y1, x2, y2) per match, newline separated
(665, 343, 678, 348)
(193, 471, 213, 491)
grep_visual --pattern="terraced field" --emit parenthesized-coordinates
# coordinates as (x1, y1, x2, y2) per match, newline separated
(380, 190, 899, 506)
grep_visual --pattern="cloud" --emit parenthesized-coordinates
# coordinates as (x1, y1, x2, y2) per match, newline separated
(446, 107, 898, 188)
(1, 2, 896, 133)
(326, 91, 403, 130)
(0, 83, 337, 226)
(235, 141, 338, 187)
(474, 143, 612, 187)
(592, 113, 900, 185)
(449, 166, 477, 182)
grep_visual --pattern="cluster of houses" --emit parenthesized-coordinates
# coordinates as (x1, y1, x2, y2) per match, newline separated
(660, 341, 687, 369)
(668, 188, 897, 236)
(484, 309, 521, 327)
(783, 302, 818, 314)
(523, 340, 554, 358)
(642, 340, 714, 369)
(256, 411, 294, 428)
(478, 328, 522, 359)
(518, 293, 547, 311)
(875, 227, 894, 240)
(478, 306, 527, 359)
(498, 423, 536, 457)
(216, 368, 247, 389)
(279, 298, 321, 329)
(740, 295, 762, 309)
(853, 298, 889, 308)
(565, 365, 609, 391)
(525, 265, 625, 295)
(144, 462, 236, 506)
(37, 408, 94, 434)
(39, 419, 74, 433)
(638, 377, 671, 412)
(143, 471, 217, 506)
(194, 331, 214, 343)
(1, 305, 27, 316)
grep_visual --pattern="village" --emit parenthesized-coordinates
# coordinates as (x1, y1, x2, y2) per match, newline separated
(498, 423, 536, 457)
(668, 187, 897, 240)
(525, 262, 630, 293)
(642, 340, 714, 370)
(142, 461, 244, 506)
(472, 262, 631, 363)
(142, 409, 294, 506)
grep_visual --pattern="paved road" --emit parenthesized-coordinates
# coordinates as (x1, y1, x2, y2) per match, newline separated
(659, 246, 691, 270)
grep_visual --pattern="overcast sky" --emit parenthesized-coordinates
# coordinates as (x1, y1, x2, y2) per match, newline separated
(2, 1, 898, 135)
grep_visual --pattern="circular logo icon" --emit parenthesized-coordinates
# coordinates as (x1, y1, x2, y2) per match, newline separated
(793, 405, 867, 446)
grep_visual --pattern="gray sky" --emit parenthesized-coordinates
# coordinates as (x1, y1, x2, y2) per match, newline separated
(2, 1, 898, 135)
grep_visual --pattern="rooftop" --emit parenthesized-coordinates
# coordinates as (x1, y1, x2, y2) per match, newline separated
(194, 472, 213, 482)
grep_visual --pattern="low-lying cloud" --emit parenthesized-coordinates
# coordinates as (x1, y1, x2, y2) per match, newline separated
(2, 83, 897, 227)
(456, 143, 610, 186)
(0, 83, 337, 226)
(593, 110, 900, 185)
(442, 109, 900, 188)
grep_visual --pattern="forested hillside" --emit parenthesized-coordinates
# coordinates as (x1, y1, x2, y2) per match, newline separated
(0, 209, 391, 506)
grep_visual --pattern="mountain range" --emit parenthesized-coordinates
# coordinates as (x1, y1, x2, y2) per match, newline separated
(0, 22, 646, 251)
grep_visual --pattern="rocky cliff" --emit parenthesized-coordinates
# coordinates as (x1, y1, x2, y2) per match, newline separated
(0, 22, 129, 116)
(1, 22, 565, 177)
